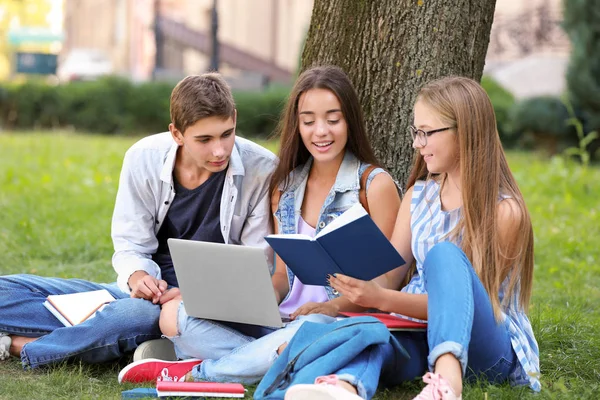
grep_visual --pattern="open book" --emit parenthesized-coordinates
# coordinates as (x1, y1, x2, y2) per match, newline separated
(265, 203, 405, 286)
(156, 381, 246, 398)
(43, 289, 116, 327)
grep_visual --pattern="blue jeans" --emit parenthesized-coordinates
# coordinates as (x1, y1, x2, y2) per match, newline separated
(166, 301, 337, 384)
(0, 274, 162, 368)
(295, 242, 517, 399)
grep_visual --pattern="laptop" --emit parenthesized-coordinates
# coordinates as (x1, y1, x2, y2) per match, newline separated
(167, 238, 286, 328)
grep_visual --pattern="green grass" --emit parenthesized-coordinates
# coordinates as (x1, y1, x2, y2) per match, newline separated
(1, 132, 599, 399)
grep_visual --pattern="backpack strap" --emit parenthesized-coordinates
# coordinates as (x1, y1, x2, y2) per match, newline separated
(359, 165, 377, 215)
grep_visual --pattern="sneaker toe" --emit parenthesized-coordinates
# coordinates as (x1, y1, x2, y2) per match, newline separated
(118, 358, 201, 384)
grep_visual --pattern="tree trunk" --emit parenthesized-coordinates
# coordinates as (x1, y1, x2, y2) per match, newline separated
(302, 0, 496, 188)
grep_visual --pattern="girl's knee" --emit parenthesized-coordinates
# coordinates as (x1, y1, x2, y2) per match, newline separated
(159, 298, 182, 337)
(423, 242, 468, 276)
(427, 242, 462, 261)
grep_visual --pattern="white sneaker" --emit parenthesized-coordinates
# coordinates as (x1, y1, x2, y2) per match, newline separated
(0, 333, 12, 361)
(133, 339, 177, 362)
(285, 375, 363, 400)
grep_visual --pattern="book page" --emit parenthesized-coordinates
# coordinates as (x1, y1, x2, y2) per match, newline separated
(46, 289, 115, 326)
(265, 233, 313, 241)
(315, 202, 367, 238)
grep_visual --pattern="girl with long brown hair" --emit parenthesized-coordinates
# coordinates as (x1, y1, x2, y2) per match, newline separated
(263, 76, 540, 400)
(269, 65, 401, 319)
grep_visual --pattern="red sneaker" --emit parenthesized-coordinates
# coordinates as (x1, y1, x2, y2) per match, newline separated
(118, 358, 202, 384)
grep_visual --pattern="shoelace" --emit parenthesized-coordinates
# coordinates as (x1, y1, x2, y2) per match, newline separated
(415, 372, 452, 400)
(158, 367, 185, 382)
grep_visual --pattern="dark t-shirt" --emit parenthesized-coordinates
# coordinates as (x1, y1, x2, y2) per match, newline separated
(152, 170, 227, 287)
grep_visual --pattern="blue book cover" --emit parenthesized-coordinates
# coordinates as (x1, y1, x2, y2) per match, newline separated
(121, 388, 157, 399)
(265, 203, 405, 286)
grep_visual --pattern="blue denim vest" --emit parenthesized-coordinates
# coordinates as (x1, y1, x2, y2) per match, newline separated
(273, 151, 385, 301)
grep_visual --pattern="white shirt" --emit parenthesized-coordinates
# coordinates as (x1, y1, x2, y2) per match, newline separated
(111, 132, 277, 293)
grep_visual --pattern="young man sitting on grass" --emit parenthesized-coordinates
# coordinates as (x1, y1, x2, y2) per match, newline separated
(0, 73, 277, 369)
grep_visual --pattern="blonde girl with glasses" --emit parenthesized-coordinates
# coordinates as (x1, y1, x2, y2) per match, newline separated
(262, 76, 540, 400)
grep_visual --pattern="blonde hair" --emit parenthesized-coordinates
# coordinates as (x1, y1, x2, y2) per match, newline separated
(406, 76, 534, 320)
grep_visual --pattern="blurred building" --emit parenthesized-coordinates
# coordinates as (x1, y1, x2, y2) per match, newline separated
(485, 0, 570, 98)
(62, 0, 313, 86)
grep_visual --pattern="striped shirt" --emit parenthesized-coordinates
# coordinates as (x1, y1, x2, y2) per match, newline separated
(399, 179, 541, 391)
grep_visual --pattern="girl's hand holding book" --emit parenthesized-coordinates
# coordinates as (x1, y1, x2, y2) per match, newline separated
(329, 273, 385, 310)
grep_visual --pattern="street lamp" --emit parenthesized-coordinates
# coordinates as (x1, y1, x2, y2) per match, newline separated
(209, 0, 219, 72)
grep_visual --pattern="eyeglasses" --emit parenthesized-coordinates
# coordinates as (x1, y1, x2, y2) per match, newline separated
(408, 125, 454, 146)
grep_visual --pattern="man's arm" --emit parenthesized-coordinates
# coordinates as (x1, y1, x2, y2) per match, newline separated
(237, 177, 275, 273)
(111, 148, 163, 294)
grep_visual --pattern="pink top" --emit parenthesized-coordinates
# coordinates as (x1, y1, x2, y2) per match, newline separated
(278, 217, 329, 316)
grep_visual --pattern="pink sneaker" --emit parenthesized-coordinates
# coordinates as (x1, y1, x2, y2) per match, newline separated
(118, 358, 202, 384)
(284, 375, 363, 400)
(413, 372, 462, 400)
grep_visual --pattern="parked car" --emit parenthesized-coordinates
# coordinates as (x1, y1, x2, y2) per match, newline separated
(56, 48, 113, 82)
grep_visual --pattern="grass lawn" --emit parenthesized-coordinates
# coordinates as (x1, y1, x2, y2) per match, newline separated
(0, 132, 599, 399)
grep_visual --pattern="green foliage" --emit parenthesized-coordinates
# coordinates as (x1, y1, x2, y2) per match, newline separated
(233, 86, 289, 138)
(0, 79, 61, 129)
(481, 76, 515, 145)
(508, 96, 578, 154)
(563, 0, 600, 158)
(510, 96, 572, 137)
(1, 134, 599, 399)
(563, 98, 599, 167)
(0, 79, 290, 137)
(59, 77, 138, 134)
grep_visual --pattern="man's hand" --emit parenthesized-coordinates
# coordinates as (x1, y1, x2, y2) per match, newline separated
(158, 288, 181, 305)
(128, 271, 168, 304)
(291, 301, 340, 320)
(329, 274, 384, 310)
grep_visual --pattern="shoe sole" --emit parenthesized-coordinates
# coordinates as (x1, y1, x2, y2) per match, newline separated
(0, 334, 12, 361)
(118, 358, 202, 384)
(285, 385, 354, 400)
(133, 339, 177, 362)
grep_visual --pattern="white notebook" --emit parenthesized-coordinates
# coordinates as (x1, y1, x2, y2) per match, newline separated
(43, 289, 116, 327)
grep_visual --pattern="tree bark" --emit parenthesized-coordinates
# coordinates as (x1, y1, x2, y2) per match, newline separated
(302, 0, 497, 188)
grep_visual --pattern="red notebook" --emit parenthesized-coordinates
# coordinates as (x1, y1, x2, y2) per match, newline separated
(156, 381, 246, 398)
(338, 312, 427, 331)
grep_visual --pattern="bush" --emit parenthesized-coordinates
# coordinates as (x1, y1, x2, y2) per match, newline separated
(59, 77, 138, 134)
(0, 78, 291, 138)
(508, 96, 577, 154)
(0, 80, 63, 130)
(481, 76, 515, 146)
(563, 0, 600, 159)
(234, 86, 289, 139)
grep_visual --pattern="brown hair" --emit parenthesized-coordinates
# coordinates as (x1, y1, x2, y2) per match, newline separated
(269, 65, 379, 196)
(170, 73, 236, 134)
(406, 76, 534, 320)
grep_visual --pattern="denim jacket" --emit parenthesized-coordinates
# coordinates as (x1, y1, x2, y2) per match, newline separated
(273, 151, 385, 300)
(111, 132, 277, 293)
